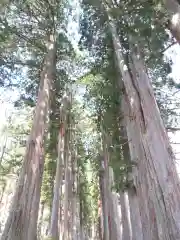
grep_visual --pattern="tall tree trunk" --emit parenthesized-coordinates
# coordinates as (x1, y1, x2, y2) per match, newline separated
(119, 102, 159, 239)
(70, 146, 78, 240)
(101, 130, 118, 240)
(67, 122, 75, 240)
(0, 136, 7, 166)
(128, 187, 143, 240)
(120, 127, 143, 240)
(63, 166, 70, 240)
(1, 33, 56, 240)
(37, 201, 45, 239)
(49, 97, 67, 240)
(164, 0, 180, 43)
(0, 182, 6, 204)
(120, 192, 131, 240)
(67, 167, 73, 240)
(99, 156, 110, 240)
(49, 132, 63, 240)
(98, 199, 103, 240)
(58, 156, 64, 240)
(62, 94, 71, 240)
(107, 14, 180, 239)
(102, 135, 112, 240)
(108, 167, 121, 240)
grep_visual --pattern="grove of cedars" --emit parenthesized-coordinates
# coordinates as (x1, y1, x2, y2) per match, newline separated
(0, 0, 180, 240)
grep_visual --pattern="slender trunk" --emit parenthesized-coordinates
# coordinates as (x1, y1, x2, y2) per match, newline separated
(58, 98, 69, 240)
(63, 95, 71, 240)
(1, 33, 56, 240)
(79, 198, 84, 240)
(0, 136, 7, 165)
(99, 157, 109, 240)
(128, 187, 143, 240)
(120, 192, 131, 240)
(49, 97, 67, 239)
(91, 222, 96, 240)
(49, 132, 63, 240)
(120, 127, 143, 240)
(71, 194, 77, 240)
(101, 131, 115, 240)
(67, 168, 73, 240)
(59, 173, 64, 240)
(63, 166, 70, 240)
(0, 182, 6, 204)
(108, 167, 120, 240)
(37, 201, 45, 239)
(75, 193, 81, 240)
(108, 16, 180, 239)
(67, 127, 74, 240)
(98, 200, 103, 240)
(71, 148, 77, 240)
(164, 0, 180, 43)
(103, 145, 111, 240)
(112, 192, 122, 240)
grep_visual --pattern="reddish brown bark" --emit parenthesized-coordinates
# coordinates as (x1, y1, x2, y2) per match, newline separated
(49, 131, 63, 240)
(1, 34, 56, 240)
(62, 96, 72, 240)
(128, 187, 143, 240)
(108, 15, 180, 239)
(120, 192, 131, 240)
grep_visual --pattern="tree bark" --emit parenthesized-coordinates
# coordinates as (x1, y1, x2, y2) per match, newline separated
(128, 187, 143, 240)
(1, 33, 56, 240)
(49, 132, 63, 240)
(110, 192, 122, 240)
(98, 199, 103, 240)
(37, 201, 45, 239)
(0, 136, 7, 166)
(49, 97, 69, 240)
(101, 133, 116, 240)
(108, 16, 180, 239)
(62, 95, 71, 240)
(99, 157, 110, 240)
(108, 167, 121, 240)
(120, 127, 143, 240)
(70, 146, 78, 240)
(0, 182, 6, 204)
(120, 192, 131, 240)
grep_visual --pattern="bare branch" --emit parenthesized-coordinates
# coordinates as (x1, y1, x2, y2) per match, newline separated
(167, 127, 180, 132)
(146, 41, 177, 62)
(0, 58, 39, 68)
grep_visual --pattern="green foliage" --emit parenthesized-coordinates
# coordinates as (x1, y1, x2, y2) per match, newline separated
(0, 107, 32, 187)
(41, 153, 56, 206)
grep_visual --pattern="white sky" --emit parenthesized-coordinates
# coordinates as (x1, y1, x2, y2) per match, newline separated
(165, 44, 180, 173)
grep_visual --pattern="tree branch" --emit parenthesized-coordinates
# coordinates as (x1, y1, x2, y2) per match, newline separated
(160, 41, 178, 55)
(167, 127, 180, 132)
(0, 58, 39, 68)
(146, 41, 177, 62)
(0, 17, 45, 52)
